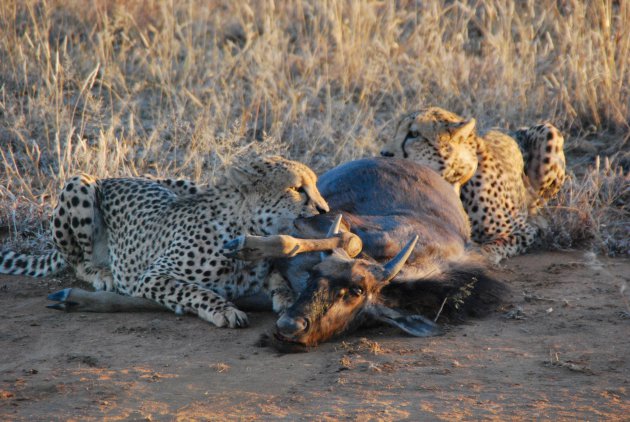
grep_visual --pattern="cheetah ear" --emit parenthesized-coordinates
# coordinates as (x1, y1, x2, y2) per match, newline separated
(451, 118, 476, 143)
(228, 165, 261, 193)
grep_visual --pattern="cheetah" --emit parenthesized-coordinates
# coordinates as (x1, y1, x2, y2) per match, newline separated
(0, 156, 330, 327)
(380, 107, 565, 263)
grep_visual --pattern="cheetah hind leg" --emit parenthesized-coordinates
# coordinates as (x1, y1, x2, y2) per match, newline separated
(53, 174, 115, 291)
(511, 123, 566, 214)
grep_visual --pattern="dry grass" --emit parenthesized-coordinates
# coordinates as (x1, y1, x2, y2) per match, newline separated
(0, 0, 628, 254)
(209, 362, 230, 373)
(539, 156, 629, 255)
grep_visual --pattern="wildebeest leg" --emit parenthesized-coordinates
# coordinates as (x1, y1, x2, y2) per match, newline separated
(223, 232, 362, 261)
(47, 288, 272, 313)
(47, 288, 165, 313)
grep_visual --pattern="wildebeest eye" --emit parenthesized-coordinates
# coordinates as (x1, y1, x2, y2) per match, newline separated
(350, 287, 364, 296)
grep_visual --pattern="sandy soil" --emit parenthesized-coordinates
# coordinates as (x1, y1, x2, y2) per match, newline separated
(0, 251, 628, 421)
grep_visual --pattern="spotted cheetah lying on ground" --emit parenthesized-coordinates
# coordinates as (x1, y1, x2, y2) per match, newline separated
(380, 107, 565, 263)
(0, 156, 330, 327)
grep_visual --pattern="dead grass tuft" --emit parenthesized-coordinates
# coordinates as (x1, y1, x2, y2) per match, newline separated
(538, 156, 629, 255)
(0, 0, 628, 254)
(209, 362, 230, 373)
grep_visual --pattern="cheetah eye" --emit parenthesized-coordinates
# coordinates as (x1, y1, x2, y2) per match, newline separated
(408, 130, 420, 138)
(297, 186, 306, 194)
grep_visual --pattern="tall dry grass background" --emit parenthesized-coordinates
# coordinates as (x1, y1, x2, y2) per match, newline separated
(0, 0, 628, 254)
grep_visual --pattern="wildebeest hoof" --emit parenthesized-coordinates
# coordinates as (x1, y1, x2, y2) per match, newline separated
(46, 288, 79, 312)
(222, 236, 247, 259)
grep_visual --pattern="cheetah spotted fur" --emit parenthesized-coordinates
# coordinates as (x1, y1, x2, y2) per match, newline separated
(0, 156, 330, 327)
(381, 107, 565, 263)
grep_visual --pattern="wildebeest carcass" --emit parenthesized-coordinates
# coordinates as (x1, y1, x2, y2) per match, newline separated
(45, 158, 506, 351)
(225, 158, 507, 351)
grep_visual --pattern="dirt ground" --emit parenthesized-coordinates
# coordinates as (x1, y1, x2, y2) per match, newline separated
(0, 250, 628, 421)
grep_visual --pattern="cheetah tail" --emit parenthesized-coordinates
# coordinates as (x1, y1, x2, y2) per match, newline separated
(0, 250, 68, 277)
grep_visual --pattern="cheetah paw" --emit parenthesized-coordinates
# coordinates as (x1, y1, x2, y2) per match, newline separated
(271, 291, 295, 314)
(203, 306, 249, 328)
(92, 277, 115, 292)
(480, 247, 504, 265)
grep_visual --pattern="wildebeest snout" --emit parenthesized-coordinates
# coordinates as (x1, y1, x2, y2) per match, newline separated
(276, 314, 308, 336)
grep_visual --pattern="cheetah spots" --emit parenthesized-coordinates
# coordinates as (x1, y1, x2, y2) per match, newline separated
(387, 107, 565, 262)
(4, 157, 323, 326)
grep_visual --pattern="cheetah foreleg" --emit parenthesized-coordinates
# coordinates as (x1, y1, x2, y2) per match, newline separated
(481, 223, 538, 264)
(263, 270, 295, 314)
(133, 264, 249, 328)
(74, 262, 116, 292)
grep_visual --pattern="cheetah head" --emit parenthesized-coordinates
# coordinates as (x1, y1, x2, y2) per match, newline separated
(229, 156, 330, 235)
(380, 107, 479, 192)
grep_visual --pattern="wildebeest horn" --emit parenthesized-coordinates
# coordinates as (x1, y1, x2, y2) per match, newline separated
(321, 214, 344, 260)
(381, 235, 419, 282)
(326, 214, 343, 237)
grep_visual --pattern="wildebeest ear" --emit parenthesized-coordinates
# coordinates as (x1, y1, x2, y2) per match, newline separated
(369, 304, 442, 337)
(450, 118, 476, 143)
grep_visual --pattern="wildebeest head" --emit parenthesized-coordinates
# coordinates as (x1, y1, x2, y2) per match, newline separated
(272, 234, 440, 351)
(224, 215, 442, 352)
